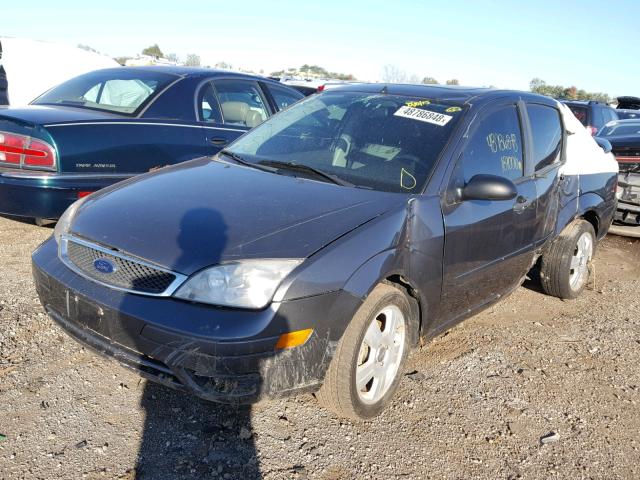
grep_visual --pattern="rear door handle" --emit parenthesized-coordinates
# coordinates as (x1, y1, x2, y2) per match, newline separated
(209, 137, 228, 146)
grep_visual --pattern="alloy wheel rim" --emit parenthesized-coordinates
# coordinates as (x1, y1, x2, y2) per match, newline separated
(355, 305, 406, 405)
(569, 232, 593, 290)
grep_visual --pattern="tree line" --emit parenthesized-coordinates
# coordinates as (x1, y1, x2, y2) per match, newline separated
(114, 44, 201, 67)
(380, 65, 459, 86)
(530, 78, 611, 103)
(105, 48, 616, 103)
(270, 64, 356, 81)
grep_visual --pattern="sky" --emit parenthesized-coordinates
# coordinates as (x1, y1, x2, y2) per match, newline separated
(3, 0, 639, 96)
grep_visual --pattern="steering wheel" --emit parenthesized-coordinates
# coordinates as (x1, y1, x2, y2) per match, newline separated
(332, 134, 352, 167)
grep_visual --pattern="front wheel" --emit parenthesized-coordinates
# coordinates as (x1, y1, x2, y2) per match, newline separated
(316, 283, 412, 420)
(540, 219, 596, 299)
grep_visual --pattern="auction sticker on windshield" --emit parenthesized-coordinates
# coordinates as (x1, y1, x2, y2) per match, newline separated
(394, 106, 453, 126)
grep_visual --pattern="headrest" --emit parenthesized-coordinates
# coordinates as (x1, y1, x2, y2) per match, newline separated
(245, 110, 264, 128)
(221, 101, 249, 123)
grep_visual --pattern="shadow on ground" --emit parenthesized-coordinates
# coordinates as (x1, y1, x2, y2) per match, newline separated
(133, 383, 259, 479)
(522, 262, 544, 294)
(121, 208, 261, 479)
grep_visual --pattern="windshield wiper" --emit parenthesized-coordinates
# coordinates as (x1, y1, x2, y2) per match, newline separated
(219, 150, 278, 173)
(258, 160, 354, 187)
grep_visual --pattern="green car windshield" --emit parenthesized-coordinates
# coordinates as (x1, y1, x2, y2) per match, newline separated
(225, 91, 465, 193)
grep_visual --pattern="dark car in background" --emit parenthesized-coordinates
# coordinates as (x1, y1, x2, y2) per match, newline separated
(598, 119, 640, 226)
(287, 84, 318, 96)
(0, 66, 303, 222)
(614, 96, 640, 120)
(616, 96, 640, 110)
(562, 100, 619, 135)
(33, 85, 618, 419)
(0, 41, 8, 106)
(616, 109, 640, 120)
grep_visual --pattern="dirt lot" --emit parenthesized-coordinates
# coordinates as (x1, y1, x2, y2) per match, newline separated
(0, 215, 638, 480)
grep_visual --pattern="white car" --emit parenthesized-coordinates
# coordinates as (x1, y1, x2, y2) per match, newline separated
(0, 37, 118, 106)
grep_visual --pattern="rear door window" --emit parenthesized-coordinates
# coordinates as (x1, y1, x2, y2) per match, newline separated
(527, 104, 563, 171)
(461, 105, 524, 182)
(592, 107, 605, 128)
(196, 81, 223, 123)
(213, 79, 269, 128)
(568, 105, 588, 126)
(603, 107, 618, 123)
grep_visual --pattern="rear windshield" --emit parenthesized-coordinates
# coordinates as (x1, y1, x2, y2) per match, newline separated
(32, 69, 177, 114)
(599, 121, 640, 137)
(568, 105, 588, 125)
(225, 91, 464, 193)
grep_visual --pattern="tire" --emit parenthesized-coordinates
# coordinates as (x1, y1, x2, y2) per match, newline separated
(540, 219, 596, 299)
(316, 283, 412, 420)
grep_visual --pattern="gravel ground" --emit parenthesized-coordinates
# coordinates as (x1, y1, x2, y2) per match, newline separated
(0, 215, 638, 480)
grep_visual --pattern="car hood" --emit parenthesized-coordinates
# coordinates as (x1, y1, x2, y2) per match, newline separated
(0, 105, 124, 126)
(70, 157, 407, 274)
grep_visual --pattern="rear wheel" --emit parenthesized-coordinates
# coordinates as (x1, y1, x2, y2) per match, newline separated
(316, 283, 412, 420)
(540, 219, 596, 299)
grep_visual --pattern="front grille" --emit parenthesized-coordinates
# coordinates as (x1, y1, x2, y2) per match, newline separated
(64, 238, 178, 294)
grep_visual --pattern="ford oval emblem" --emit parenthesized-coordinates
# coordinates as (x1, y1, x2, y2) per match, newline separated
(94, 258, 116, 274)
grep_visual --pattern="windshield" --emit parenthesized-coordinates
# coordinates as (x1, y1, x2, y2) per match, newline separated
(225, 91, 464, 193)
(32, 69, 177, 115)
(599, 121, 640, 137)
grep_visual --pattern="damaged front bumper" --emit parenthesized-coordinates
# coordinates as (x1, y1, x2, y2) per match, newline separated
(616, 172, 640, 226)
(32, 237, 362, 403)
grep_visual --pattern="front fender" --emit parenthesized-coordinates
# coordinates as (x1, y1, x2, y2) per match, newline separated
(342, 249, 400, 299)
(279, 204, 409, 301)
(342, 249, 421, 345)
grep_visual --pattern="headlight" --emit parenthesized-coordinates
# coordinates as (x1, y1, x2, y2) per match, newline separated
(173, 259, 303, 309)
(53, 196, 87, 244)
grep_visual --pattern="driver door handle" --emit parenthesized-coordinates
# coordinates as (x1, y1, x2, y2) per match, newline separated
(513, 195, 531, 213)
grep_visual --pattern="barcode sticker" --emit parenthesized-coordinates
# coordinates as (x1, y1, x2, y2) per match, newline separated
(394, 106, 453, 126)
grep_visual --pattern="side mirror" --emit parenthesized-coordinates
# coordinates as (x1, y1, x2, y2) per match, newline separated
(594, 136, 612, 154)
(461, 174, 518, 201)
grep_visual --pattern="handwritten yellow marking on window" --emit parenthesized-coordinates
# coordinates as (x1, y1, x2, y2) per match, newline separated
(445, 106, 462, 113)
(400, 168, 417, 190)
(501, 156, 522, 173)
(486, 133, 518, 154)
(405, 99, 431, 108)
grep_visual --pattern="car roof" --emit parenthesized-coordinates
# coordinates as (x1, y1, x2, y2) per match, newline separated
(92, 65, 278, 83)
(327, 83, 552, 105)
(609, 118, 640, 124)
(562, 100, 609, 107)
(562, 100, 590, 106)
